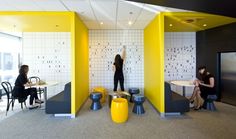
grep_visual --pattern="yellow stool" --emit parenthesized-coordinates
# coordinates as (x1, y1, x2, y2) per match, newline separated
(111, 98, 128, 123)
(93, 87, 107, 103)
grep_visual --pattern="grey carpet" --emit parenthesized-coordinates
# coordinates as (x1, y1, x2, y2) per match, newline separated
(0, 99, 236, 139)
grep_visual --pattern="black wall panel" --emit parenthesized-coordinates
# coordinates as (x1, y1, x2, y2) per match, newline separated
(196, 23, 236, 103)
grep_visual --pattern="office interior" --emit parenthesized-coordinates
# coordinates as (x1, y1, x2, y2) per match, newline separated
(0, 0, 236, 138)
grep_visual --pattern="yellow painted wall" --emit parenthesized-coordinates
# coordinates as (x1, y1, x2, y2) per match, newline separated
(0, 12, 71, 32)
(144, 13, 165, 113)
(71, 13, 89, 116)
(0, 11, 89, 116)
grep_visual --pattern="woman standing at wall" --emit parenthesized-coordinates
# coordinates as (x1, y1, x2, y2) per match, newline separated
(113, 46, 126, 92)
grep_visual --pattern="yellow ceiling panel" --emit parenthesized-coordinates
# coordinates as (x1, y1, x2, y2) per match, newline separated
(164, 12, 236, 32)
(0, 12, 73, 32)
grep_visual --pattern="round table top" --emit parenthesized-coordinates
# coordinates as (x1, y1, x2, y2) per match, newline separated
(170, 80, 195, 87)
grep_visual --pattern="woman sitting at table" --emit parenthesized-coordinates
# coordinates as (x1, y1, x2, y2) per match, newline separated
(13, 65, 43, 109)
(189, 66, 216, 110)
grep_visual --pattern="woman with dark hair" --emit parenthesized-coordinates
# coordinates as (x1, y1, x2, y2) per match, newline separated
(113, 46, 126, 91)
(13, 65, 43, 109)
(189, 66, 216, 110)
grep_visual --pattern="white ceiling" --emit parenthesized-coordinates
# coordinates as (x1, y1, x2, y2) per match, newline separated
(0, 0, 188, 29)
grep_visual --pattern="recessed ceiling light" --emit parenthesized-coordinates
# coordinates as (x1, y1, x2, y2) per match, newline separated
(128, 21, 132, 25)
(203, 24, 207, 27)
(169, 24, 173, 27)
(100, 22, 103, 25)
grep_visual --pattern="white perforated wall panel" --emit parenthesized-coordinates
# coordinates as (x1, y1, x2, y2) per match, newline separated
(22, 32, 71, 97)
(89, 30, 144, 92)
(165, 32, 196, 96)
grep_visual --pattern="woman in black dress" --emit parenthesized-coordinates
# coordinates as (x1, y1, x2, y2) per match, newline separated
(13, 65, 43, 109)
(113, 46, 126, 92)
(189, 66, 216, 110)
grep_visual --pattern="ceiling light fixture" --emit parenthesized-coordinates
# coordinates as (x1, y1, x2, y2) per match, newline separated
(203, 24, 207, 27)
(169, 24, 173, 27)
(128, 21, 132, 25)
(100, 22, 103, 25)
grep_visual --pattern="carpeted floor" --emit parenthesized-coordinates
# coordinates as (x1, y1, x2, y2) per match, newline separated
(0, 99, 235, 139)
(0, 96, 23, 122)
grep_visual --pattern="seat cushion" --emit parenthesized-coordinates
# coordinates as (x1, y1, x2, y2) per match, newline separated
(46, 91, 70, 114)
(207, 95, 217, 100)
(128, 88, 140, 94)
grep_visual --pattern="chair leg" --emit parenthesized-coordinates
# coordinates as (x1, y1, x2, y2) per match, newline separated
(12, 99, 15, 111)
(6, 100, 10, 116)
(39, 92, 42, 108)
(6, 109, 8, 116)
(21, 103, 23, 109)
(6, 100, 13, 116)
(24, 101, 27, 108)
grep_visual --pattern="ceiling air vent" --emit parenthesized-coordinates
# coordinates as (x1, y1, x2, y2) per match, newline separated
(185, 19, 195, 23)
(182, 17, 204, 23)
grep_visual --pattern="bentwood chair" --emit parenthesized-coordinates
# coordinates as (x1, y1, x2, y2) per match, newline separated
(1, 82, 27, 116)
(29, 76, 44, 107)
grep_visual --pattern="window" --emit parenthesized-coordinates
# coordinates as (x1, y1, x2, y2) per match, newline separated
(0, 32, 22, 86)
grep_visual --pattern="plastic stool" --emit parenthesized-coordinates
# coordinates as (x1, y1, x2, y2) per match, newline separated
(108, 92, 128, 108)
(128, 88, 140, 102)
(93, 87, 107, 103)
(90, 92, 102, 110)
(132, 94, 145, 114)
(203, 95, 217, 111)
(111, 98, 128, 123)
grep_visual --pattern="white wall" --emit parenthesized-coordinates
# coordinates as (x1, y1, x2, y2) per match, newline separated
(89, 30, 144, 92)
(22, 32, 71, 97)
(164, 32, 196, 96)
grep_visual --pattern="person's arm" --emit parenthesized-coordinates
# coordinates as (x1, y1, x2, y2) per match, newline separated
(199, 77, 214, 88)
(112, 65, 116, 72)
(24, 82, 37, 87)
(121, 46, 126, 60)
(23, 77, 37, 87)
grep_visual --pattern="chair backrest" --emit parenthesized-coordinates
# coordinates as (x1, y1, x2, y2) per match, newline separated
(1, 82, 13, 99)
(164, 82, 172, 101)
(64, 82, 71, 101)
(29, 76, 40, 84)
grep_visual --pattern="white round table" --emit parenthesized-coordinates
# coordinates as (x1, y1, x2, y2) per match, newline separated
(170, 80, 195, 97)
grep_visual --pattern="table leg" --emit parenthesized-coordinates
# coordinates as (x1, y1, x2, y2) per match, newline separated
(0, 89, 2, 99)
(40, 87, 47, 110)
(44, 87, 47, 102)
(183, 86, 186, 97)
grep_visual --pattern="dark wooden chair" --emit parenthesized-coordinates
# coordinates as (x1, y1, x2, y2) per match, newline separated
(29, 76, 44, 107)
(1, 82, 27, 116)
